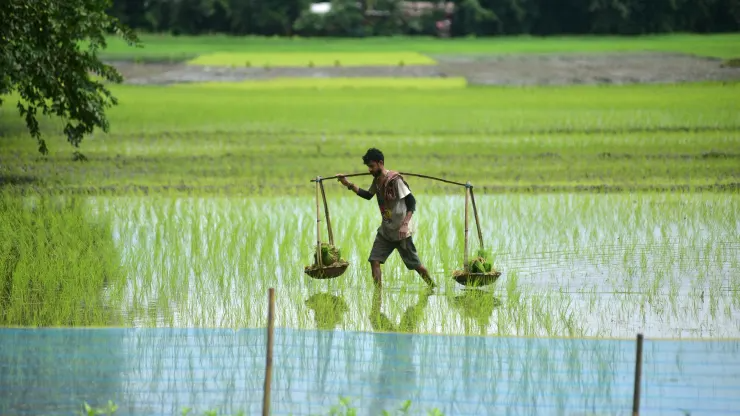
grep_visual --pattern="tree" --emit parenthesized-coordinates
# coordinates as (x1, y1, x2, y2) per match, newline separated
(0, 0, 139, 157)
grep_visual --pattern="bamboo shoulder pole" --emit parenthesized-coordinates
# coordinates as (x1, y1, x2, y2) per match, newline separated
(310, 171, 468, 188)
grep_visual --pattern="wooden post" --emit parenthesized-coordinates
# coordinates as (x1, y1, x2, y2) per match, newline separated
(319, 180, 334, 245)
(263, 288, 275, 416)
(464, 185, 470, 271)
(315, 178, 322, 267)
(469, 186, 484, 251)
(632, 333, 644, 416)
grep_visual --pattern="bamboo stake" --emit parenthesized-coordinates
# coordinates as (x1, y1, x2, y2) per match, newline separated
(315, 178, 322, 268)
(319, 180, 334, 245)
(262, 288, 275, 416)
(469, 186, 484, 251)
(632, 333, 644, 416)
(464, 185, 470, 272)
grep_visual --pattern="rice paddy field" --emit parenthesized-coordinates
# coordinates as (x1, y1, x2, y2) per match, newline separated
(99, 33, 740, 61)
(1, 34, 740, 415)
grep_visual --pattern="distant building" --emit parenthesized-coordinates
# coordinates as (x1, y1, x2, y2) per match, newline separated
(307, 1, 455, 36)
(399, 1, 454, 18)
(309, 2, 332, 14)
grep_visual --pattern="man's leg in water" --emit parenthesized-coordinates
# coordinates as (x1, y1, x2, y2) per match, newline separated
(399, 237, 436, 287)
(370, 260, 382, 287)
(368, 232, 394, 287)
(414, 264, 435, 287)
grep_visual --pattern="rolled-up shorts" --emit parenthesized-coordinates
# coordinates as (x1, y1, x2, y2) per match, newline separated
(368, 231, 421, 270)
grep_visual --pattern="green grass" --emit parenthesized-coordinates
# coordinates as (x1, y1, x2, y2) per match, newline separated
(187, 51, 437, 67)
(1, 81, 738, 194)
(173, 77, 467, 89)
(100, 33, 740, 61)
(0, 195, 126, 326)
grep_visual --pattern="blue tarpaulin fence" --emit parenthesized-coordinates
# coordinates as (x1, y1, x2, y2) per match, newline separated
(1, 327, 739, 416)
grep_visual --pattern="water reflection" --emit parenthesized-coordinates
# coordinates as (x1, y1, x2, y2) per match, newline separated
(305, 292, 349, 330)
(448, 288, 502, 335)
(367, 286, 433, 414)
(2, 328, 739, 415)
(0, 329, 124, 416)
(305, 292, 349, 400)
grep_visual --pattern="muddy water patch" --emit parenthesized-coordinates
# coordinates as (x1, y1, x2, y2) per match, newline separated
(111, 52, 740, 86)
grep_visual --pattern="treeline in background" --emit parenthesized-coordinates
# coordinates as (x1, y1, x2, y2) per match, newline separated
(108, 0, 740, 38)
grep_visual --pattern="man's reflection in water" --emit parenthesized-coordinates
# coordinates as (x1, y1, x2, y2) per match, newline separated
(367, 286, 433, 415)
(305, 293, 349, 405)
(448, 288, 503, 412)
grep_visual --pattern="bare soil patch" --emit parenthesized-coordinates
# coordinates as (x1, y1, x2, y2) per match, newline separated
(111, 52, 740, 86)
(434, 52, 740, 85)
(113, 62, 443, 85)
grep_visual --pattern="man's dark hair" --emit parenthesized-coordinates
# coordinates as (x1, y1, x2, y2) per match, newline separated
(362, 148, 384, 164)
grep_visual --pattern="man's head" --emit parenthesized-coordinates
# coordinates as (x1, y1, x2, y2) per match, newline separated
(363, 148, 385, 177)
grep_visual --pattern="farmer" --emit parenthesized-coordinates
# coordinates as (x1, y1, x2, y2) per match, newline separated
(337, 148, 436, 288)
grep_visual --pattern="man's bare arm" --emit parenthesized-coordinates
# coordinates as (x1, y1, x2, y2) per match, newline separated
(402, 210, 413, 224)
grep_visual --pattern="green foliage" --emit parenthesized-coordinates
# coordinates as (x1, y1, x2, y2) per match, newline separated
(0, 0, 139, 156)
(80, 401, 118, 416)
(451, 0, 498, 36)
(78, 399, 441, 416)
(106, 0, 740, 37)
(179, 406, 245, 416)
(323, 396, 442, 416)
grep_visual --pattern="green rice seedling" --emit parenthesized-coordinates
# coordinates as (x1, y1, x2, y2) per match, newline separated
(0, 64, 737, 340)
(80, 400, 118, 416)
(0, 191, 126, 326)
(187, 52, 437, 67)
(171, 77, 467, 90)
(98, 33, 740, 60)
(464, 248, 494, 273)
(311, 243, 344, 266)
(2, 82, 737, 196)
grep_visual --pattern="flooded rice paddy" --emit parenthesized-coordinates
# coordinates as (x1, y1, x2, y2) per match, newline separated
(91, 191, 739, 339)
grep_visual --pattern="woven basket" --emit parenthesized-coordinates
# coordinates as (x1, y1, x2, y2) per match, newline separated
(452, 269, 502, 287)
(304, 261, 350, 279)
